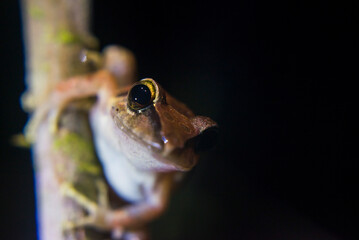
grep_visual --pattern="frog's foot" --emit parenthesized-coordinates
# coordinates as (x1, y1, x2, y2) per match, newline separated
(60, 181, 119, 234)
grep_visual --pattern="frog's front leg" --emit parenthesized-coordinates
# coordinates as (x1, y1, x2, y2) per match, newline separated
(109, 177, 171, 228)
(25, 70, 122, 143)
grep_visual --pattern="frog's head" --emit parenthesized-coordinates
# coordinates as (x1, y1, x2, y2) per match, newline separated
(110, 78, 218, 172)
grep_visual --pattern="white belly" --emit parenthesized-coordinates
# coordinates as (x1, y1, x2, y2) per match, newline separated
(90, 106, 156, 203)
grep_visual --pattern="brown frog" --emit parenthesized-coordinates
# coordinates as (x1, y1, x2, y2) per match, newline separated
(28, 46, 218, 239)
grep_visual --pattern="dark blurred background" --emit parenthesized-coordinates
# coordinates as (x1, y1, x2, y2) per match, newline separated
(0, 0, 357, 239)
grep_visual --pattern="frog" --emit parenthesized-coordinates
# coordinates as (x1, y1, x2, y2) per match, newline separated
(27, 46, 218, 239)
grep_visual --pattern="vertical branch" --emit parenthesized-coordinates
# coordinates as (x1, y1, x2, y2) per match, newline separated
(21, 0, 97, 111)
(20, 1, 107, 240)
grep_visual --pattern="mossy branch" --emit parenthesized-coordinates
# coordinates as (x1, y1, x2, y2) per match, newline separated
(20, 1, 113, 239)
(21, 0, 97, 111)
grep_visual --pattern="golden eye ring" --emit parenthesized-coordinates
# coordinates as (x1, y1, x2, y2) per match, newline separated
(127, 78, 158, 111)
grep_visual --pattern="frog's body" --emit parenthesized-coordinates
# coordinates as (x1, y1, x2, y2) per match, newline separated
(27, 46, 217, 239)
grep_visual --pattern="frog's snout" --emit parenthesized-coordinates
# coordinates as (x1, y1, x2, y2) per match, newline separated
(160, 125, 218, 171)
(161, 121, 218, 156)
(156, 104, 219, 156)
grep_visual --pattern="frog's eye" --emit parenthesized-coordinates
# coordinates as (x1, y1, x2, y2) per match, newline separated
(128, 79, 157, 111)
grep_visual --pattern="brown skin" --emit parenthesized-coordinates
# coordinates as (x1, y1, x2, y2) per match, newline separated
(30, 70, 217, 238)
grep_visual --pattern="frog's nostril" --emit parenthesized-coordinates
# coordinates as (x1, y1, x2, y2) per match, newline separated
(194, 127, 219, 153)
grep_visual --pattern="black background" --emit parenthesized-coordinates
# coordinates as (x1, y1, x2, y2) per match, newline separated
(0, 0, 357, 239)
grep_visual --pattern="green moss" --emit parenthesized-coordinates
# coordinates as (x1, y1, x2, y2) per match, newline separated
(53, 132, 101, 176)
(56, 30, 79, 44)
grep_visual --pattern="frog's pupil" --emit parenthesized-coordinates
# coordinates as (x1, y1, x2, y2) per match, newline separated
(130, 84, 152, 106)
